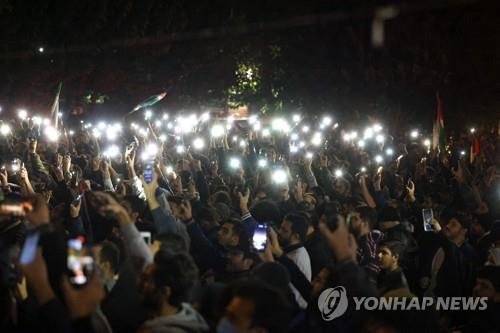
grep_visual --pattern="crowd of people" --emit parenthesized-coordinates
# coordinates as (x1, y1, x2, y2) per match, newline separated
(0, 109, 499, 333)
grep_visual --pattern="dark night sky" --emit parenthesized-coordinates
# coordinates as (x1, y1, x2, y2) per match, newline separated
(0, 0, 499, 129)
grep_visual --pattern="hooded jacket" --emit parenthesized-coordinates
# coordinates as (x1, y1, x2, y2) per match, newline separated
(141, 303, 209, 333)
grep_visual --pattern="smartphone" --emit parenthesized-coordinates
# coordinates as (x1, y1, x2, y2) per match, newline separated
(20, 231, 40, 265)
(422, 208, 434, 232)
(252, 224, 268, 251)
(67, 238, 94, 286)
(141, 231, 152, 246)
(143, 160, 154, 183)
(72, 194, 82, 205)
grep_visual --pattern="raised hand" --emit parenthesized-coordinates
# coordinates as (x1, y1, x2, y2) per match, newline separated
(69, 199, 82, 218)
(406, 180, 416, 203)
(238, 188, 250, 214)
(61, 273, 105, 319)
(318, 216, 357, 262)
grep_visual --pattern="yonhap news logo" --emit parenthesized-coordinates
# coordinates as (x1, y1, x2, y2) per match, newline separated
(317, 286, 348, 321)
(318, 286, 489, 322)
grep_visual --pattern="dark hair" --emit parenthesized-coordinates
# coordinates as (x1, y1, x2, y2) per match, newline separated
(355, 206, 378, 229)
(283, 213, 308, 243)
(99, 241, 121, 274)
(378, 240, 405, 261)
(222, 219, 250, 250)
(123, 195, 147, 215)
(250, 200, 281, 225)
(219, 279, 292, 333)
(441, 208, 471, 231)
(153, 250, 199, 307)
(155, 232, 188, 253)
(213, 191, 232, 206)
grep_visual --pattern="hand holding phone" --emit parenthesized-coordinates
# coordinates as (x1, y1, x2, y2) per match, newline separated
(67, 237, 94, 286)
(422, 208, 434, 232)
(252, 224, 268, 252)
(143, 160, 154, 184)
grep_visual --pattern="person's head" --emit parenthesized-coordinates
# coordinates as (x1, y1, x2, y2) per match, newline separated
(218, 279, 292, 333)
(250, 200, 281, 225)
(217, 219, 249, 249)
(226, 248, 260, 273)
(139, 250, 198, 315)
(94, 241, 120, 288)
(442, 211, 471, 245)
(377, 206, 401, 231)
(150, 232, 188, 255)
(311, 265, 336, 297)
(196, 206, 219, 232)
(349, 206, 377, 237)
(121, 195, 147, 222)
(278, 213, 308, 247)
(377, 241, 404, 271)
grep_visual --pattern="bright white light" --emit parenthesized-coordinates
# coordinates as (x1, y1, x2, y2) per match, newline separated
(343, 134, 351, 141)
(145, 143, 158, 157)
(69, 130, 75, 136)
(239, 140, 247, 148)
(159, 134, 167, 142)
(423, 139, 431, 147)
(311, 132, 322, 146)
(410, 130, 419, 139)
(154, 120, 162, 127)
(322, 116, 332, 126)
(57, 112, 63, 118)
(18, 109, 28, 120)
(470, 128, 475, 134)
(248, 115, 258, 124)
(305, 152, 314, 159)
(131, 123, 138, 129)
(299, 141, 306, 148)
(97, 122, 106, 130)
(272, 169, 288, 184)
(258, 159, 268, 168)
(179, 117, 195, 133)
(166, 166, 174, 174)
(229, 157, 241, 169)
(211, 124, 225, 138)
(193, 137, 205, 150)
(107, 128, 118, 141)
(144, 110, 153, 120)
(45, 126, 59, 141)
(360, 166, 367, 173)
(350, 131, 358, 139)
(373, 124, 383, 132)
(0, 124, 11, 136)
(302, 126, 310, 133)
(43, 118, 51, 126)
(167, 122, 173, 129)
(363, 127, 374, 140)
(262, 128, 271, 137)
(290, 133, 299, 141)
(333, 123, 339, 129)
(375, 134, 385, 143)
(386, 148, 394, 156)
(374, 155, 384, 164)
(357, 140, 365, 148)
(253, 122, 261, 131)
(176, 145, 185, 154)
(38, 47, 44, 53)
(232, 136, 238, 142)
(460, 150, 466, 156)
(335, 169, 343, 178)
(271, 118, 290, 133)
(201, 112, 210, 122)
(162, 114, 169, 120)
(290, 145, 299, 153)
(292, 114, 301, 123)
(32, 116, 42, 125)
(103, 145, 120, 158)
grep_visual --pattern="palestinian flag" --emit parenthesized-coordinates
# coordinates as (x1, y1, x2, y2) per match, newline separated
(432, 92, 445, 152)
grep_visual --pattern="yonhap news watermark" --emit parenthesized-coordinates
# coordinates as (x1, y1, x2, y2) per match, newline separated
(318, 286, 489, 321)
